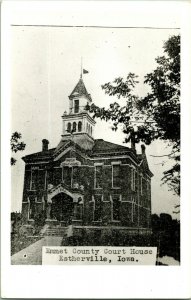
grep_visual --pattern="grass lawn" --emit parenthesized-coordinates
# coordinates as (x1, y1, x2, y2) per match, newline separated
(11, 233, 41, 255)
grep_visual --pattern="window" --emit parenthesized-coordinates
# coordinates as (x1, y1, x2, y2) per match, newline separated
(53, 168, 62, 186)
(73, 122, 76, 132)
(72, 166, 80, 187)
(94, 195, 102, 221)
(25, 170, 31, 190)
(78, 121, 82, 132)
(47, 169, 54, 187)
(112, 164, 120, 188)
(67, 122, 71, 133)
(112, 195, 121, 221)
(135, 171, 138, 192)
(74, 99, 79, 113)
(73, 200, 83, 220)
(95, 165, 102, 189)
(38, 169, 46, 190)
(30, 169, 38, 190)
(30, 170, 35, 190)
(29, 196, 36, 219)
(131, 168, 136, 191)
(140, 175, 143, 195)
(62, 167, 72, 187)
(142, 179, 147, 205)
(131, 196, 136, 222)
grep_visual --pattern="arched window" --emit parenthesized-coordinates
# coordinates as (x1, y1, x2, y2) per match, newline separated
(74, 99, 79, 113)
(78, 121, 82, 132)
(67, 122, 71, 133)
(73, 122, 76, 132)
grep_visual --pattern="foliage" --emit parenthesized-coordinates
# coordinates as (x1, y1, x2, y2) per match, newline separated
(11, 132, 26, 165)
(11, 211, 22, 221)
(151, 213, 180, 261)
(87, 35, 180, 196)
(34, 211, 46, 230)
(62, 213, 180, 262)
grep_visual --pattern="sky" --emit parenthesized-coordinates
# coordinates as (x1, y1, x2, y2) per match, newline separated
(9, 1, 180, 217)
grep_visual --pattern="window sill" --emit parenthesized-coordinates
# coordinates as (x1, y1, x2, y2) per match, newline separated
(111, 187, 121, 190)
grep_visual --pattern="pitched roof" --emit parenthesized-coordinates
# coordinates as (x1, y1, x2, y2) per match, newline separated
(23, 139, 133, 160)
(54, 140, 70, 154)
(92, 139, 131, 153)
(22, 138, 153, 176)
(69, 78, 92, 101)
(22, 148, 55, 162)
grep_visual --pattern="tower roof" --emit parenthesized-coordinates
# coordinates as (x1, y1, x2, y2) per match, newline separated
(69, 78, 92, 101)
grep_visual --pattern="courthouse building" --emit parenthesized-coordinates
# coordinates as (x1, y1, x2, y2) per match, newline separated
(21, 75, 153, 235)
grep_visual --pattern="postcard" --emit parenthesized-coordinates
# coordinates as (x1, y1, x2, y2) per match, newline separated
(1, 1, 191, 298)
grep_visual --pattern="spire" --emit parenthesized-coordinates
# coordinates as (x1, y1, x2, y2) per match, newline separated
(80, 57, 89, 78)
(69, 77, 92, 101)
(80, 56, 83, 79)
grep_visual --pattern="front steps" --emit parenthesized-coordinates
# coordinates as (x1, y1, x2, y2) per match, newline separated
(41, 225, 68, 237)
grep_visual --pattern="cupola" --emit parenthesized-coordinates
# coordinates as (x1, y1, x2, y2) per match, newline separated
(60, 76, 96, 150)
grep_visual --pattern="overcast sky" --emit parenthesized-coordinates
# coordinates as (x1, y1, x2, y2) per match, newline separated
(9, 1, 180, 217)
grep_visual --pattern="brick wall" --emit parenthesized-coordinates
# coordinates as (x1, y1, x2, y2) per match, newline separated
(22, 156, 151, 228)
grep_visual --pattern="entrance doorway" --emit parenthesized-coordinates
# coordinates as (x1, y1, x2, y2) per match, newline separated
(50, 193, 74, 223)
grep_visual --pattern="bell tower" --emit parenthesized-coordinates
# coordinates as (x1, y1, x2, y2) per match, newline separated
(61, 76, 96, 150)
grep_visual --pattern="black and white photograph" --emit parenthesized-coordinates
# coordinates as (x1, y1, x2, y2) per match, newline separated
(1, 1, 191, 298)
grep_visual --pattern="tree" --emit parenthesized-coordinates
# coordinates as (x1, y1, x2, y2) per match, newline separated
(87, 35, 180, 196)
(151, 213, 180, 261)
(11, 132, 26, 165)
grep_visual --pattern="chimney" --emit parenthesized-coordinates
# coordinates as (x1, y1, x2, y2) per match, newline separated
(141, 144, 146, 155)
(130, 131, 136, 152)
(131, 139, 136, 151)
(42, 139, 49, 152)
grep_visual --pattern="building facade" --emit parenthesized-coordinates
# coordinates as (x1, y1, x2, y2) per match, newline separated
(21, 76, 153, 233)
